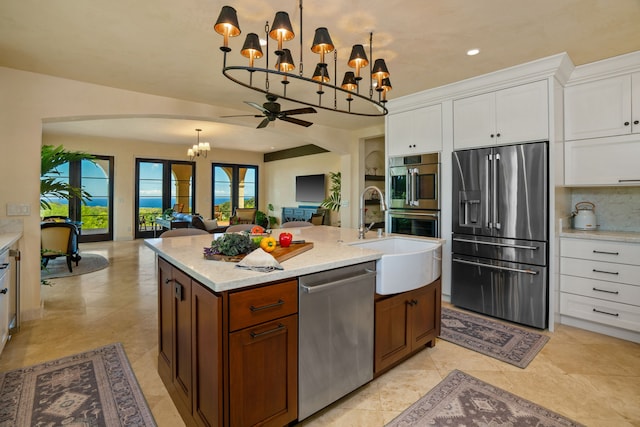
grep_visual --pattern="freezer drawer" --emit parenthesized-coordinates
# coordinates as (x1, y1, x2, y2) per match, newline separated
(452, 234, 547, 266)
(451, 254, 548, 329)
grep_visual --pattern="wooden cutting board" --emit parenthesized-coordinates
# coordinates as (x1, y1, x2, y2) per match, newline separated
(271, 242, 314, 262)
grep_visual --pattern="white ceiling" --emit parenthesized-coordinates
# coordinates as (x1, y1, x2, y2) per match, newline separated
(2, 0, 640, 153)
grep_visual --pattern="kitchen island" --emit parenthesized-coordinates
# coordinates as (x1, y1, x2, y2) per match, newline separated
(144, 226, 442, 427)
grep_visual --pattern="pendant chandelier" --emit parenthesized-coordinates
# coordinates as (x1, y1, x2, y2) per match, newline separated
(214, 0, 391, 117)
(187, 129, 210, 161)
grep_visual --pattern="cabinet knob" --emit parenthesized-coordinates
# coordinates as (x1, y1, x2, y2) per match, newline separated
(0, 288, 7, 295)
(634, 120, 639, 125)
(490, 134, 494, 138)
(496, 133, 501, 137)
(624, 121, 630, 126)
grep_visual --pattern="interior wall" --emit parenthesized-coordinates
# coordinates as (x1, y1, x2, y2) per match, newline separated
(568, 186, 640, 232)
(44, 133, 264, 240)
(263, 152, 341, 226)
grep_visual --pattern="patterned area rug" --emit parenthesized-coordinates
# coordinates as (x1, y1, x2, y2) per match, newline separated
(386, 370, 584, 426)
(440, 307, 549, 368)
(0, 343, 156, 426)
(41, 252, 109, 279)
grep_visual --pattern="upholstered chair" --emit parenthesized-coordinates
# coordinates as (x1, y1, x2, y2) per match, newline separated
(41, 222, 81, 272)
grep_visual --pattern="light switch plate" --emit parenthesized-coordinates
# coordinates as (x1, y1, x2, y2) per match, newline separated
(6, 203, 31, 216)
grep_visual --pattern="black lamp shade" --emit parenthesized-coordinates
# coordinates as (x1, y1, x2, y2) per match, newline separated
(241, 33, 263, 65)
(348, 44, 369, 69)
(372, 58, 390, 83)
(311, 27, 335, 54)
(312, 64, 330, 83)
(214, 6, 241, 38)
(275, 48, 295, 72)
(341, 71, 357, 91)
(381, 78, 392, 91)
(269, 12, 295, 42)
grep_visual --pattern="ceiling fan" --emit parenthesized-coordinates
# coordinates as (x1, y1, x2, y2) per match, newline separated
(222, 94, 317, 128)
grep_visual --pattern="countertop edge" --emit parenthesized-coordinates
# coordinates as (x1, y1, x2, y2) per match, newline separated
(0, 233, 22, 254)
(559, 229, 640, 243)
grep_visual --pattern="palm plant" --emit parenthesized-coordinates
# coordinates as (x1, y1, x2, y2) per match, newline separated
(321, 171, 341, 212)
(40, 145, 95, 209)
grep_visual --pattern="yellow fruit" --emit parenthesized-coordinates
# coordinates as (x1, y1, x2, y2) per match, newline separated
(260, 236, 277, 252)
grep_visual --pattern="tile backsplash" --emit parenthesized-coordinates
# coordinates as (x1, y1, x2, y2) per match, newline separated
(570, 187, 640, 232)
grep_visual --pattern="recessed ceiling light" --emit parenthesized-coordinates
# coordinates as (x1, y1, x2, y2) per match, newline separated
(467, 48, 480, 56)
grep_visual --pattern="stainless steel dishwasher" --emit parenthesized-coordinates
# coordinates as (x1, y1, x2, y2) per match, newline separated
(298, 261, 376, 420)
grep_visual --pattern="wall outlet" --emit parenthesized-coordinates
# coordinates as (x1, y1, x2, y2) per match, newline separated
(6, 203, 31, 216)
(341, 200, 349, 208)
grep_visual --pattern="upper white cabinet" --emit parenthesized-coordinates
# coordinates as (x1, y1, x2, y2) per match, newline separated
(565, 73, 640, 140)
(387, 103, 442, 157)
(453, 80, 549, 149)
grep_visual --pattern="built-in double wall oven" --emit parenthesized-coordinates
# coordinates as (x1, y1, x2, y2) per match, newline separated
(388, 153, 440, 238)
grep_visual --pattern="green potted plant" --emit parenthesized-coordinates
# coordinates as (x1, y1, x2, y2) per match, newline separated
(321, 171, 341, 212)
(267, 203, 279, 229)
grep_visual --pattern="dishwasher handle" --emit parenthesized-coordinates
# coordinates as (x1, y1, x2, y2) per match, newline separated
(301, 269, 376, 294)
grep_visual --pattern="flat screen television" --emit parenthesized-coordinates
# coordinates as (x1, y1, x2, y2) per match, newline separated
(295, 174, 325, 203)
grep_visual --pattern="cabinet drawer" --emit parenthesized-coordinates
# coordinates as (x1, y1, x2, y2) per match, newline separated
(561, 238, 640, 265)
(229, 280, 298, 331)
(560, 274, 640, 304)
(560, 293, 640, 332)
(560, 257, 640, 286)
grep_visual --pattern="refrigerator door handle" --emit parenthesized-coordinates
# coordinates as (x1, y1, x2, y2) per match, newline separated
(485, 154, 491, 228)
(453, 257, 539, 275)
(452, 237, 539, 250)
(405, 169, 411, 205)
(493, 152, 501, 230)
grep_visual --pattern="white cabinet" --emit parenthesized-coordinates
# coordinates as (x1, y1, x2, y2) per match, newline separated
(387, 103, 442, 156)
(559, 237, 640, 341)
(564, 136, 640, 185)
(564, 73, 640, 140)
(453, 80, 549, 149)
(0, 249, 10, 354)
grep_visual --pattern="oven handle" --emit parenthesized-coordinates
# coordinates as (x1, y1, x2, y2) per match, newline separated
(453, 257, 539, 275)
(452, 237, 538, 251)
(390, 211, 439, 219)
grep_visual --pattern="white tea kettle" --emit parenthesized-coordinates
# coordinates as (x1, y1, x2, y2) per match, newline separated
(572, 201, 598, 230)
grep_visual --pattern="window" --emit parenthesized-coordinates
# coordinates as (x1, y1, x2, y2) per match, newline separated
(135, 159, 195, 238)
(40, 155, 114, 242)
(212, 164, 258, 225)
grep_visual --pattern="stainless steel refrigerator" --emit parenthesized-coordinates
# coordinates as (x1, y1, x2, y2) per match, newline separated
(451, 142, 549, 329)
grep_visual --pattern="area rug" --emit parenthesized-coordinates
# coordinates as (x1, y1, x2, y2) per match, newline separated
(440, 307, 549, 368)
(41, 252, 109, 279)
(0, 342, 156, 426)
(386, 370, 584, 426)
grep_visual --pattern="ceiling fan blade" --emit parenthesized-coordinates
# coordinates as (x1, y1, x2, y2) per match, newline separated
(245, 101, 270, 114)
(257, 117, 271, 128)
(281, 107, 317, 116)
(221, 114, 263, 118)
(279, 116, 313, 127)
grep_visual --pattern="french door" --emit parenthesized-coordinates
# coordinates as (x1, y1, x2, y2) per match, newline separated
(135, 159, 195, 238)
(212, 164, 258, 225)
(40, 155, 114, 242)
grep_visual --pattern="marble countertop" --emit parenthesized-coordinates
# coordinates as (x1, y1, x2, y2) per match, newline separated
(0, 233, 22, 254)
(559, 229, 640, 243)
(144, 226, 439, 293)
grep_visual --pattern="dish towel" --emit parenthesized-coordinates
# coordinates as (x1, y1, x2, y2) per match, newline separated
(236, 248, 283, 272)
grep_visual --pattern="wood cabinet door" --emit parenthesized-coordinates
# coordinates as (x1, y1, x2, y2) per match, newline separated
(157, 257, 174, 381)
(172, 267, 193, 414)
(409, 280, 441, 349)
(565, 75, 632, 140)
(191, 281, 222, 427)
(229, 315, 298, 427)
(374, 293, 411, 374)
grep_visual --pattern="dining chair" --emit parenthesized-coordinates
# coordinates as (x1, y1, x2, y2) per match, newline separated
(309, 213, 324, 225)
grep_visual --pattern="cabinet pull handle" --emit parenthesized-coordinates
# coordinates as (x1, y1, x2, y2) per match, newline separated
(592, 287, 619, 295)
(250, 323, 285, 338)
(412, 299, 418, 305)
(593, 250, 619, 255)
(0, 288, 7, 294)
(592, 269, 619, 275)
(618, 179, 640, 183)
(0, 263, 9, 270)
(592, 308, 619, 317)
(250, 299, 284, 312)
(164, 278, 174, 284)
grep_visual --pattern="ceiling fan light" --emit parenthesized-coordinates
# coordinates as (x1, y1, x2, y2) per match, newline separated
(241, 33, 263, 67)
(348, 44, 369, 79)
(269, 11, 295, 53)
(214, 6, 241, 52)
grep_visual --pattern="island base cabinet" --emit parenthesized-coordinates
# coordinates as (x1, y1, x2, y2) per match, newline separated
(229, 315, 298, 427)
(374, 279, 441, 376)
(157, 257, 223, 427)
